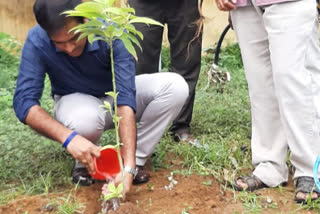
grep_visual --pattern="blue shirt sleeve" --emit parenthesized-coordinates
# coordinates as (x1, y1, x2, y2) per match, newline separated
(113, 39, 136, 112)
(13, 32, 46, 123)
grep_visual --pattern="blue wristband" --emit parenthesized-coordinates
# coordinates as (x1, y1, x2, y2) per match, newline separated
(62, 131, 78, 148)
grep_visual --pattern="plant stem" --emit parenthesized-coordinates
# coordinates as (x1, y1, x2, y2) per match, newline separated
(109, 40, 125, 198)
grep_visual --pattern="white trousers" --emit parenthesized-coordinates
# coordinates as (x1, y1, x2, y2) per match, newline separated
(231, 0, 320, 187)
(53, 73, 188, 168)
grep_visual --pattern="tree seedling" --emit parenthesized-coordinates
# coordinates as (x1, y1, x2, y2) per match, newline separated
(63, 0, 162, 212)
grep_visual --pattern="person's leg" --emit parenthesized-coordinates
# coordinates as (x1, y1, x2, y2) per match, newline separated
(127, 0, 164, 75)
(231, 5, 288, 188)
(54, 93, 113, 185)
(262, 0, 320, 200)
(135, 73, 189, 166)
(166, 0, 202, 136)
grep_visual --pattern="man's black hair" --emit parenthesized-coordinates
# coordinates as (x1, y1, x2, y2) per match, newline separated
(33, 0, 83, 36)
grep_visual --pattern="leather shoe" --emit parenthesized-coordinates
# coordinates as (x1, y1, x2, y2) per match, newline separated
(133, 166, 150, 185)
(71, 166, 95, 186)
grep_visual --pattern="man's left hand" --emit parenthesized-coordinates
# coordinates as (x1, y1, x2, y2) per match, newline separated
(101, 171, 133, 198)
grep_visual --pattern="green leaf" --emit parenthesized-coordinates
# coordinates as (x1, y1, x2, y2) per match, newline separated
(105, 92, 118, 99)
(119, 7, 135, 14)
(74, 2, 104, 14)
(103, 7, 126, 16)
(76, 32, 89, 42)
(104, 192, 119, 201)
(123, 33, 141, 51)
(116, 183, 124, 194)
(124, 24, 143, 40)
(108, 183, 116, 193)
(113, 116, 121, 124)
(62, 10, 103, 19)
(72, 27, 106, 38)
(119, 37, 137, 59)
(74, 19, 106, 29)
(129, 17, 163, 27)
(113, 28, 123, 38)
(91, 37, 107, 43)
(94, 0, 116, 7)
(103, 101, 112, 113)
(88, 34, 95, 43)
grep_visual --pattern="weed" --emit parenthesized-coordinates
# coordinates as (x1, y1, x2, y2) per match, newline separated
(181, 208, 190, 214)
(236, 191, 278, 213)
(53, 195, 84, 214)
(160, 46, 171, 72)
(147, 183, 154, 192)
(181, 205, 193, 214)
(298, 196, 320, 211)
(203, 180, 212, 186)
(0, 185, 22, 205)
(0, 32, 22, 55)
(39, 171, 53, 195)
(51, 185, 84, 214)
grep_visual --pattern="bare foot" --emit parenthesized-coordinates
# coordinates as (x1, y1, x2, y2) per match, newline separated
(234, 175, 267, 191)
(235, 178, 248, 189)
(295, 192, 319, 201)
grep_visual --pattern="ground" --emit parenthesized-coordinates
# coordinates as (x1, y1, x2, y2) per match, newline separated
(0, 167, 317, 214)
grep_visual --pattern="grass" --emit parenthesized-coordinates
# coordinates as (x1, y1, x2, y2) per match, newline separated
(1, 33, 314, 213)
(236, 191, 278, 213)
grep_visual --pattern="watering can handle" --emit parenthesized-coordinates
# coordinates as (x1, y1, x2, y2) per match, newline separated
(313, 155, 320, 190)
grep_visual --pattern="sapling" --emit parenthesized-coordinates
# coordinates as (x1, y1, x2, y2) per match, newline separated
(63, 0, 162, 212)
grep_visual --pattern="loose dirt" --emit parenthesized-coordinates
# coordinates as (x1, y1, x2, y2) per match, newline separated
(0, 168, 317, 214)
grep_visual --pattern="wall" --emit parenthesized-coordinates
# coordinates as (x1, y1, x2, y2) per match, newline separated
(0, 0, 236, 48)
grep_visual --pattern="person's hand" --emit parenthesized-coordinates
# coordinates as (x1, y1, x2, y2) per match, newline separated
(101, 171, 133, 198)
(66, 135, 101, 174)
(114, 171, 133, 195)
(215, 0, 236, 11)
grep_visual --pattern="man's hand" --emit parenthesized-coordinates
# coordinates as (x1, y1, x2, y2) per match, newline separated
(25, 105, 101, 174)
(66, 135, 101, 174)
(101, 171, 133, 197)
(115, 171, 133, 195)
(215, 0, 236, 11)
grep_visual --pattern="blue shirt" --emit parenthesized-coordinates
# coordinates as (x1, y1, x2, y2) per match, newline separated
(13, 25, 136, 123)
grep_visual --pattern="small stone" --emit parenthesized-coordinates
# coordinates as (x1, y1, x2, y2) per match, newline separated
(266, 197, 272, 204)
(43, 204, 55, 212)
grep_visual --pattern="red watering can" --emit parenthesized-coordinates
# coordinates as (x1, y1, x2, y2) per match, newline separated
(90, 146, 121, 180)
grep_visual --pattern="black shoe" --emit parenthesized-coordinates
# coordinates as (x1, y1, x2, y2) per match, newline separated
(71, 167, 95, 186)
(173, 132, 203, 148)
(133, 166, 150, 185)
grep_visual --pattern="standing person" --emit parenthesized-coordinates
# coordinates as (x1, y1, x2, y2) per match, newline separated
(128, 0, 203, 145)
(215, 0, 320, 203)
(14, 0, 189, 194)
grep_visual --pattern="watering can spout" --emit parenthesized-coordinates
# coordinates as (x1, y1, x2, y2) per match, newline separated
(313, 155, 320, 191)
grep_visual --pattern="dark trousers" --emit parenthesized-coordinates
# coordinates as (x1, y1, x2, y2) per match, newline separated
(128, 0, 203, 134)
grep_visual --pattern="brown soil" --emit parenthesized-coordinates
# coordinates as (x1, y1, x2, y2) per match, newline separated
(0, 168, 318, 214)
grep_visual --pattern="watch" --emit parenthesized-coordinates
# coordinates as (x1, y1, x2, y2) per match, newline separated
(124, 166, 138, 178)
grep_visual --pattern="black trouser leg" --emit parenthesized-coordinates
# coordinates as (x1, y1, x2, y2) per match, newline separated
(166, 0, 202, 134)
(128, 0, 164, 75)
(129, 0, 202, 134)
